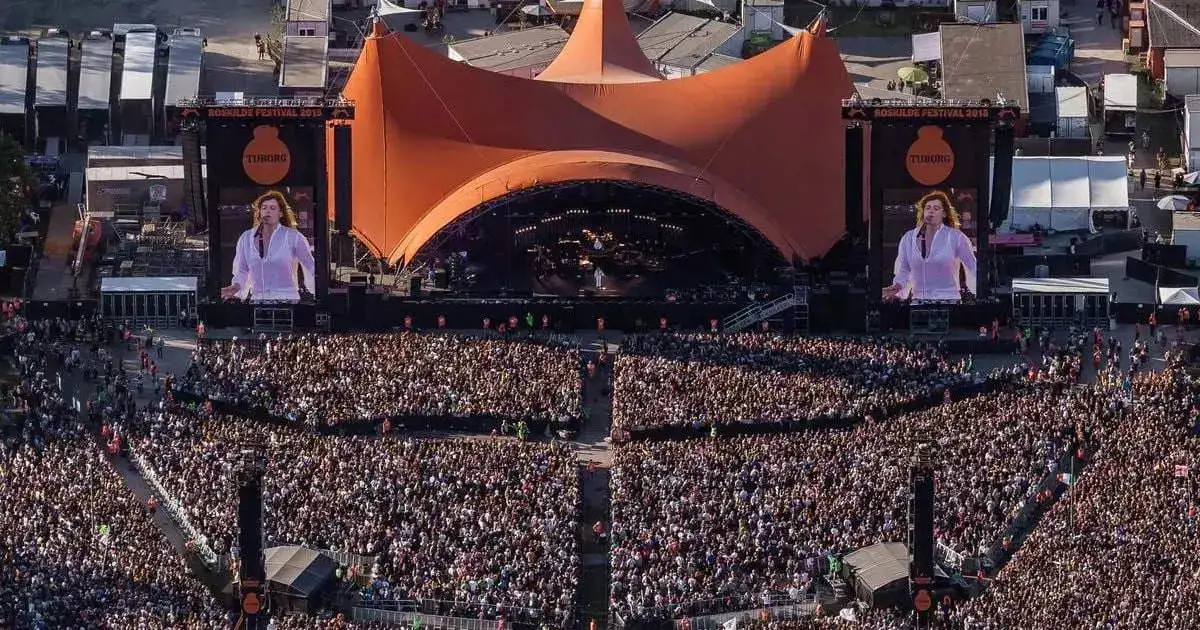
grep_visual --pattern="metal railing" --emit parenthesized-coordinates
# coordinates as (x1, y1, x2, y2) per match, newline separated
(353, 608, 502, 630)
(721, 287, 808, 332)
(614, 593, 820, 629)
(127, 444, 218, 568)
(318, 548, 376, 569)
(673, 595, 821, 630)
(355, 598, 547, 622)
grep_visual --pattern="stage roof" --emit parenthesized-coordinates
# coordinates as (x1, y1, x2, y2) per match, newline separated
(333, 0, 853, 266)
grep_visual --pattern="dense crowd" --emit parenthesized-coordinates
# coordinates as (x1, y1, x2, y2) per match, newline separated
(130, 409, 580, 624)
(953, 364, 1200, 630)
(612, 334, 980, 430)
(0, 312, 227, 629)
(176, 333, 583, 427)
(609, 380, 1123, 620)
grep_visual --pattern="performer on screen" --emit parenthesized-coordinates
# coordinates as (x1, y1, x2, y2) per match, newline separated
(221, 190, 316, 303)
(884, 190, 977, 303)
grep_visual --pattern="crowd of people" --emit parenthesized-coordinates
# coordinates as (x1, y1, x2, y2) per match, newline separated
(612, 334, 980, 431)
(608, 379, 1125, 621)
(176, 333, 583, 428)
(129, 408, 581, 624)
(952, 364, 1200, 629)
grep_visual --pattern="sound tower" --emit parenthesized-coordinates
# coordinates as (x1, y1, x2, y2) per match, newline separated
(909, 441, 936, 624)
(845, 125, 865, 239)
(990, 123, 1015, 227)
(333, 124, 353, 234)
(237, 451, 267, 627)
(180, 117, 206, 229)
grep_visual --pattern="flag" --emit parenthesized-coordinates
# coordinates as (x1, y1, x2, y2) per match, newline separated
(1175, 465, 1190, 478)
(1058, 473, 1074, 485)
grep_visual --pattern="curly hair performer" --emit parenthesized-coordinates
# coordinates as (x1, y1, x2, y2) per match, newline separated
(221, 190, 316, 303)
(883, 190, 977, 303)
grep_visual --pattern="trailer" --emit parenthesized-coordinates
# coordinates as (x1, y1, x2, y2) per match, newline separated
(1056, 86, 1088, 139)
(1102, 73, 1138, 137)
(119, 31, 158, 145)
(78, 35, 114, 144)
(34, 37, 71, 153)
(0, 38, 30, 144)
(162, 34, 203, 142)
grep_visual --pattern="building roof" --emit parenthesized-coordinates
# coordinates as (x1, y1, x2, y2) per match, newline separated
(287, 0, 330, 23)
(280, 36, 328, 89)
(334, 7, 853, 264)
(120, 31, 157, 101)
(695, 53, 741, 73)
(100, 276, 199, 293)
(637, 13, 738, 70)
(165, 35, 203, 107)
(87, 145, 205, 166)
(449, 26, 569, 72)
(939, 23, 1027, 109)
(1148, 0, 1200, 49)
(78, 39, 113, 111)
(0, 43, 29, 115)
(1057, 86, 1088, 118)
(35, 38, 70, 108)
(535, 0, 664, 83)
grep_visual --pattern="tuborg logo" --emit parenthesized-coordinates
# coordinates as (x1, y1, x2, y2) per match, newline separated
(242, 125, 292, 185)
(905, 126, 955, 186)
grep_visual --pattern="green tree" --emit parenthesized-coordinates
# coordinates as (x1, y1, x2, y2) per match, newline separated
(0, 133, 31, 246)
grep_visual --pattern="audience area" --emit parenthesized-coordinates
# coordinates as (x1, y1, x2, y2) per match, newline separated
(129, 410, 581, 624)
(175, 333, 583, 428)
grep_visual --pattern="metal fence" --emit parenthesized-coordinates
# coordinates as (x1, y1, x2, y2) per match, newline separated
(127, 444, 219, 568)
(352, 608, 501, 630)
(675, 596, 821, 630)
(318, 548, 376, 569)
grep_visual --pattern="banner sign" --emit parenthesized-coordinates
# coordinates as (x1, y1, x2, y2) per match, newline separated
(843, 105, 1020, 122)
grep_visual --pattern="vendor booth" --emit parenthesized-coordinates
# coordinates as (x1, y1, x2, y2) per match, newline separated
(100, 276, 198, 327)
(1000, 156, 1129, 232)
(1012, 277, 1110, 328)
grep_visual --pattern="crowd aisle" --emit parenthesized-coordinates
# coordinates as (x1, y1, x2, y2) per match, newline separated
(130, 409, 581, 624)
(176, 333, 583, 428)
(612, 334, 980, 431)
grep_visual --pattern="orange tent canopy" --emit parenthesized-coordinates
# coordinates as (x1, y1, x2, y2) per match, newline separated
(331, 0, 852, 266)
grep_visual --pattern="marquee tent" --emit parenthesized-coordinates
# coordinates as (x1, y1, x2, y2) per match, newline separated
(331, 0, 853, 266)
(1000, 156, 1129, 233)
(1159, 286, 1200, 305)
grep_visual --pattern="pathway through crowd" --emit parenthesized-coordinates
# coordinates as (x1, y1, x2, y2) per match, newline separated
(575, 337, 617, 628)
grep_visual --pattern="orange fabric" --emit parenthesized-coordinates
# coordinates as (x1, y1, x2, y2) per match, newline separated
(333, 12, 852, 265)
(536, 0, 664, 84)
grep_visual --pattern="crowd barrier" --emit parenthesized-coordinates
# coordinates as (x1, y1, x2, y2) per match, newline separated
(126, 443, 219, 569)
(353, 598, 555, 628)
(614, 593, 821, 630)
(168, 387, 582, 437)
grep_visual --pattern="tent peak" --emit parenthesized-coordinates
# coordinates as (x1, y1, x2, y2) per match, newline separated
(536, 0, 662, 84)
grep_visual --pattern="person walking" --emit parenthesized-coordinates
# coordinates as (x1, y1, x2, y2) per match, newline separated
(1139, 168, 1147, 190)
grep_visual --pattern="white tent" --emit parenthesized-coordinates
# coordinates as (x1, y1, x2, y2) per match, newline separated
(378, 0, 424, 28)
(1159, 287, 1200, 305)
(1000, 156, 1129, 233)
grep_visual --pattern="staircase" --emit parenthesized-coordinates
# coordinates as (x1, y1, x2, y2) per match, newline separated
(722, 286, 809, 333)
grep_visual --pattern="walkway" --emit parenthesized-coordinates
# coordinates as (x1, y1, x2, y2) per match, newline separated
(574, 337, 617, 627)
(1061, 3, 1128, 87)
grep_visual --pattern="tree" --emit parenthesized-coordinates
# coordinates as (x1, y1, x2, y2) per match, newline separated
(0, 133, 31, 246)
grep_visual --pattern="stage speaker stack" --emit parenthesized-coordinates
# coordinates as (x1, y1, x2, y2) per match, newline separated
(845, 126, 865, 239)
(237, 456, 267, 626)
(333, 125, 353, 234)
(908, 441, 936, 623)
(409, 277, 422, 298)
(990, 124, 1015, 227)
(180, 119, 206, 229)
(434, 268, 449, 289)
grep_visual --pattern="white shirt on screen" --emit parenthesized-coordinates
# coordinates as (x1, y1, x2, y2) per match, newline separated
(230, 225, 316, 302)
(893, 224, 977, 301)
